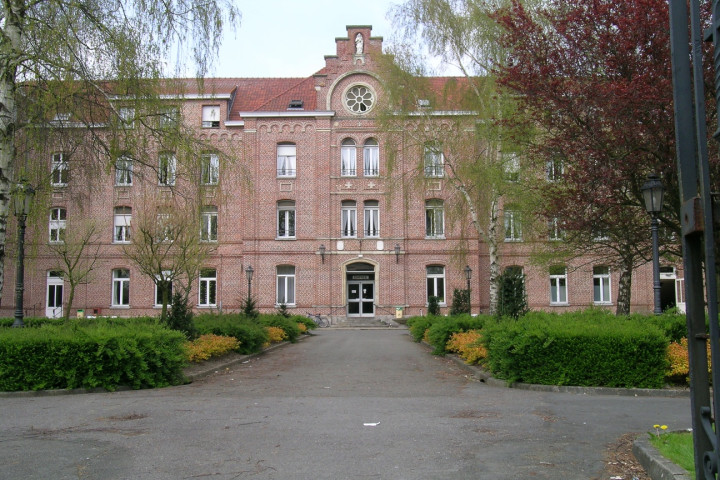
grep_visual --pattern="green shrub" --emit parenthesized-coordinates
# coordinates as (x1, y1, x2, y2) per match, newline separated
(450, 289, 470, 315)
(497, 267, 529, 319)
(0, 323, 187, 391)
(428, 296, 441, 316)
(194, 314, 268, 354)
(425, 314, 490, 355)
(164, 292, 197, 339)
(482, 311, 668, 388)
(294, 315, 317, 332)
(258, 314, 301, 343)
(407, 316, 433, 342)
(0, 317, 65, 328)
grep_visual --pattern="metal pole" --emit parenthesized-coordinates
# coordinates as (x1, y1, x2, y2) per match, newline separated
(651, 214, 662, 315)
(12, 214, 26, 328)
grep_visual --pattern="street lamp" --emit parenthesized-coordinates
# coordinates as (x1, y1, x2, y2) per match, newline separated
(319, 244, 326, 264)
(245, 265, 254, 298)
(464, 265, 472, 314)
(394, 243, 401, 263)
(641, 173, 665, 315)
(12, 183, 35, 327)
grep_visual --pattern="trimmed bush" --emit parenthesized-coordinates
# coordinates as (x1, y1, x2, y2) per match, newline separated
(446, 330, 487, 365)
(186, 334, 240, 362)
(258, 314, 301, 342)
(0, 323, 187, 391)
(482, 312, 668, 388)
(407, 316, 433, 342)
(194, 314, 268, 354)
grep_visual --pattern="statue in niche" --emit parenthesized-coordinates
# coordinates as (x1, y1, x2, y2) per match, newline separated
(355, 33, 364, 54)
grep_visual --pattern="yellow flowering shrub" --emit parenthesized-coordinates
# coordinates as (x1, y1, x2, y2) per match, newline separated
(266, 326, 287, 344)
(297, 322, 308, 334)
(446, 330, 487, 365)
(185, 334, 240, 363)
(666, 337, 711, 383)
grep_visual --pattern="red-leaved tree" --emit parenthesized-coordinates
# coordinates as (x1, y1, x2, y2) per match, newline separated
(493, 0, 719, 314)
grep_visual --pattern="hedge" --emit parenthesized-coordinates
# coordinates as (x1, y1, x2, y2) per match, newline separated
(482, 312, 668, 388)
(0, 322, 187, 391)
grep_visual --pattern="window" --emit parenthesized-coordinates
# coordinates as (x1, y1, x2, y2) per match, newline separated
(504, 209, 522, 242)
(201, 105, 220, 128)
(156, 213, 172, 242)
(277, 201, 296, 238)
(363, 139, 379, 176)
(276, 265, 296, 305)
(201, 206, 218, 242)
(341, 139, 357, 176)
(49, 207, 66, 243)
(115, 156, 133, 186)
(593, 266, 612, 304)
(503, 152, 520, 182)
(159, 107, 179, 128)
(344, 85, 375, 114)
(114, 207, 131, 243)
(424, 143, 444, 177)
(119, 107, 135, 129)
(201, 153, 219, 185)
(549, 265, 568, 305)
(341, 200, 357, 237)
(199, 268, 217, 306)
(277, 144, 297, 177)
(548, 217, 564, 241)
(426, 265, 446, 305)
(425, 199, 444, 238)
(364, 200, 379, 237)
(154, 271, 173, 307)
(158, 152, 176, 186)
(112, 269, 130, 306)
(51, 153, 69, 186)
(546, 157, 564, 182)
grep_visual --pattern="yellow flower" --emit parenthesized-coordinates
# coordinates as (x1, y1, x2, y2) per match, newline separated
(661, 425, 668, 430)
(653, 424, 660, 429)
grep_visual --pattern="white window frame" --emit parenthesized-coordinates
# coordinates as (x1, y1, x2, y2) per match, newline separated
(51, 153, 68, 187)
(201, 207, 218, 242)
(277, 144, 297, 177)
(426, 265, 446, 305)
(114, 207, 131, 243)
(424, 143, 444, 178)
(154, 271, 173, 307)
(363, 139, 379, 176)
(158, 153, 176, 186)
(115, 156, 133, 186)
(112, 269, 130, 307)
(341, 201, 357, 238)
(156, 213, 172, 242)
(546, 158, 564, 182)
(159, 107, 179, 128)
(550, 266, 568, 305)
(593, 266, 612, 304)
(119, 107, 135, 129)
(201, 105, 220, 128)
(548, 217, 564, 241)
(425, 199, 445, 238)
(276, 265, 296, 306)
(277, 201, 296, 239)
(364, 201, 379, 237)
(49, 207, 66, 244)
(341, 139, 357, 176)
(503, 152, 520, 182)
(504, 209, 523, 242)
(199, 268, 217, 307)
(201, 153, 219, 185)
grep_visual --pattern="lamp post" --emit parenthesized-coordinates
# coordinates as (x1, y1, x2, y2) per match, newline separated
(641, 173, 665, 315)
(464, 265, 472, 314)
(245, 265, 254, 299)
(319, 244, 326, 264)
(394, 243, 401, 263)
(12, 183, 35, 328)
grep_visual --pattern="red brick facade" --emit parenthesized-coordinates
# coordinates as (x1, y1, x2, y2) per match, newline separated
(1, 25, 679, 320)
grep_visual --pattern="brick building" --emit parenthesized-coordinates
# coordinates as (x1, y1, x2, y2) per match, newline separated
(1, 25, 681, 321)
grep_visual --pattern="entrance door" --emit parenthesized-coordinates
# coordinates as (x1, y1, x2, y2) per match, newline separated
(348, 281, 375, 316)
(46, 272, 64, 318)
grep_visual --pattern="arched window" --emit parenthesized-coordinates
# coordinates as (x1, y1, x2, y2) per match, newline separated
(363, 138, 379, 176)
(49, 207, 66, 243)
(277, 143, 296, 177)
(277, 201, 296, 238)
(114, 206, 131, 243)
(276, 265, 296, 305)
(425, 199, 444, 238)
(341, 200, 357, 237)
(363, 200, 379, 237)
(341, 138, 356, 176)
(426, 265, 446, 304)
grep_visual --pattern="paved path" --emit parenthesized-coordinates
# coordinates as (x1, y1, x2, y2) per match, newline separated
(1, 329, 690, 479)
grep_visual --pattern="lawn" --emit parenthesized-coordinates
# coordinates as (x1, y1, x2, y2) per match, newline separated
(649, 431, 694, 479)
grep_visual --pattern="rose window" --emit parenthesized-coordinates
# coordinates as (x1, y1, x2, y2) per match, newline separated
(345, 85, 374, 114)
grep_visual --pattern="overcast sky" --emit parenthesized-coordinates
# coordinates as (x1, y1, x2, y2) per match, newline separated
(208, 0, 400, 78)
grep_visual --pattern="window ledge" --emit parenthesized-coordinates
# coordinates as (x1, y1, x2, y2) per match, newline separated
(109, 305, 130, 309)
(275, 237, 297, 241)
(550, 302, 569, 307)
(425, 236, 446, 240)
(197, 305, 218, 309)
(593, 302, 613, 306)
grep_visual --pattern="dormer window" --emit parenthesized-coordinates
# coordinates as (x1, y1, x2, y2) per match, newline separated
(201, 105, 220, 128)
(288, 99, 304, 109)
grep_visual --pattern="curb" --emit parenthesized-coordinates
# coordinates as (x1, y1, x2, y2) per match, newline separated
(633, 434, 692, 480)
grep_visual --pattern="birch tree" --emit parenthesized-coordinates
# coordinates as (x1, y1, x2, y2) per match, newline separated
(0, 0, 239, 300)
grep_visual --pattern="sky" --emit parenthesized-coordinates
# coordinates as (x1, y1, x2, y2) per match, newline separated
(208, 0, 401, 78)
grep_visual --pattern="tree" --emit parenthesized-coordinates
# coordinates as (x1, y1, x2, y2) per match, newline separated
(0, 0, 240, 301)
(493, 0, 720, 313)
(381, 0, 528, 314)
(46, 217, 102, 321)
(496, 266, 528, 319)
(123, 189, 215, 321)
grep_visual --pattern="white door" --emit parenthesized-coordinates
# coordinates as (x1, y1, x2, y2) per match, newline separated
(46, 272, 64, 318)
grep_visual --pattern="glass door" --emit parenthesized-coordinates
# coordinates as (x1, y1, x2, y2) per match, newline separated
(46, 272, 64, 318)
(347, 281, 375, 316)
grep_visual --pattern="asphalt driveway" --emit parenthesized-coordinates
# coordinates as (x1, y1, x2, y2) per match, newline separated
(0, 328, 690, 479)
